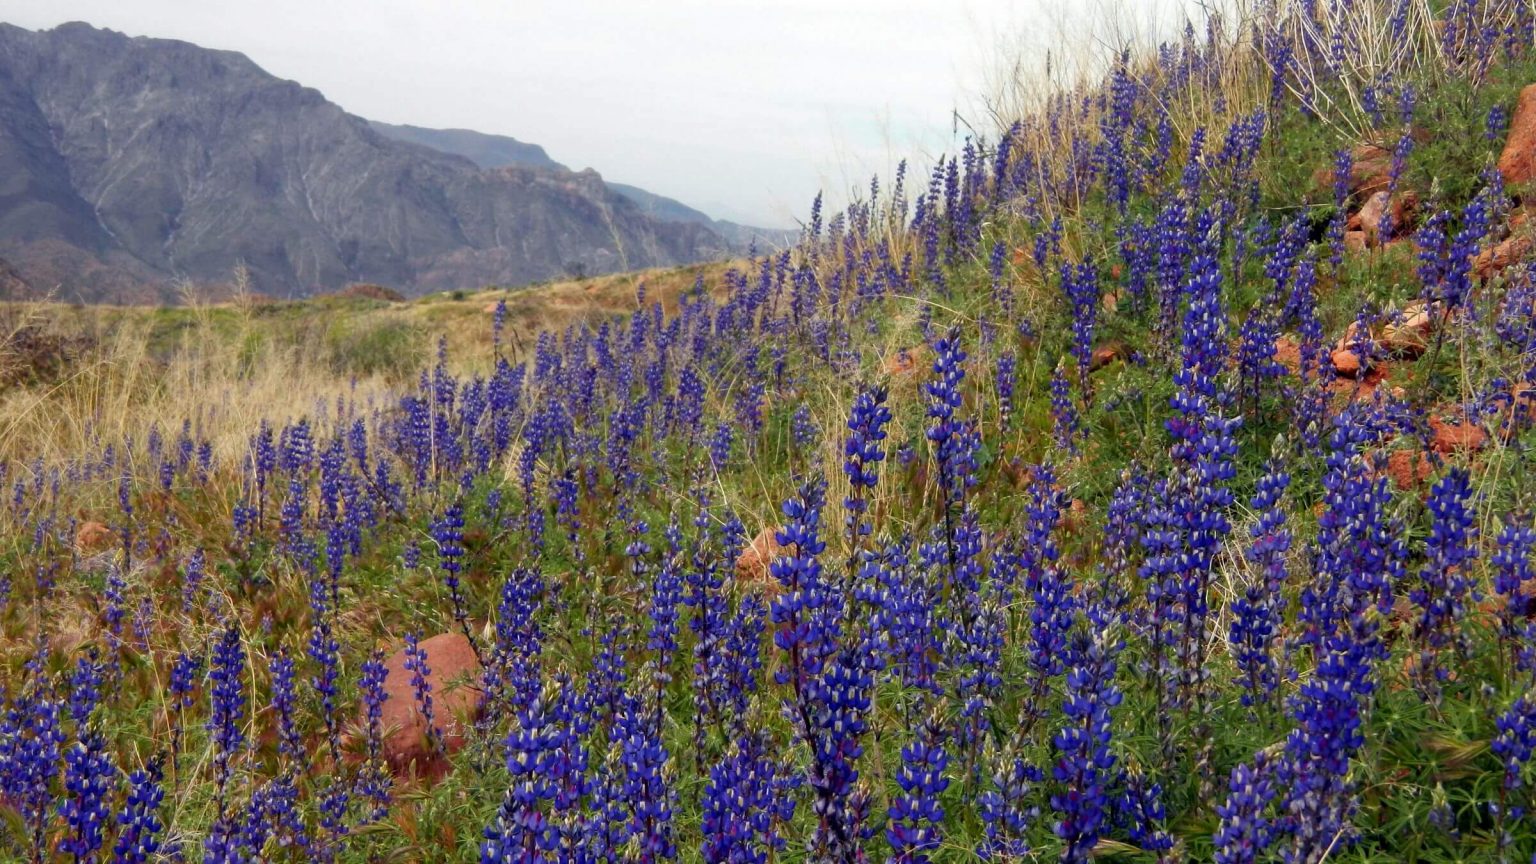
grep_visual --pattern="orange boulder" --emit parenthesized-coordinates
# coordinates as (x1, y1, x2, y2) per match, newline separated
(378, 633, 483, 783)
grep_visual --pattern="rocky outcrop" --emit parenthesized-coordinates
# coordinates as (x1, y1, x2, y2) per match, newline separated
(0, 22, 729, 301)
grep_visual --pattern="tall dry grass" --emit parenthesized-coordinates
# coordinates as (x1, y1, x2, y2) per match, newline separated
(0, 260, 743, 475)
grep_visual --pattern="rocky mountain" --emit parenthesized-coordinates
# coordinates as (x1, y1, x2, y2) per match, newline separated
(0, 22, 732, 302)
(367, 121, 565, 172)
(367, 124, 798, 251)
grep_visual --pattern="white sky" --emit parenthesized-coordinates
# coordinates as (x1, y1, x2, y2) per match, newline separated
(0, 0, 1200, 228)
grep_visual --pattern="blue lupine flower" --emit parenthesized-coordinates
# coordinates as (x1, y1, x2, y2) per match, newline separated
(358, 650, 392, 820)
(771, 479, 835, 694)
(1231, 458, 1289, 708)
(1213, 754, 1277, 864)
(1118, 770, 1175, 860)
(1050, 364, 1079, 455)
(791, 404, 819, 450)
(1279, 635, 1376, 862)
(1064, 259, 1099, 399)
(701, 734, 797, 864)
(1493, 695, 1536, 796)
(1411, 467, 1479, 690)
(1051, 605, 1123, 864)
(481, 693, 561, 864)
(619, 708, 676, 863)
(403, 632, 441, 756)
(978, 757, 1041, 860)
(648, 542, 684, 708)
(112, 760, 166, 863)
(270, 650, 304, 767)
(844, 385, 892, 545)
(68, 649, 102, 727)
(434, 501, 468, 624)
(58, 729, 114, 862)
(1494, 514, 1536, 672)
(926, 327, 978, 508)
(995, 352, 1017, 430)
(182, 547, 207, 613)
(208, 623, 246, 796)
(886, 720, 949, 864)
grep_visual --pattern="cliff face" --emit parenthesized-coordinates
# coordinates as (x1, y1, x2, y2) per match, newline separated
(0, 22, 727, 302)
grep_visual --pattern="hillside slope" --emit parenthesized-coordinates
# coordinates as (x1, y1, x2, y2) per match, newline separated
(4, 3, 1536, 863)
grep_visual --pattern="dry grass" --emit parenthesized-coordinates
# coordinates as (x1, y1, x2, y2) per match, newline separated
(0, 260, 744, 471)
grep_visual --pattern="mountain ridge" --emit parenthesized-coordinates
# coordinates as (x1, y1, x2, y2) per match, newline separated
(364, 122, 798, 249)
(0, 21, 735, 302)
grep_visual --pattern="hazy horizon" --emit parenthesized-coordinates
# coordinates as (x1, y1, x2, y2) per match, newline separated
(0, 0, 1200, 229)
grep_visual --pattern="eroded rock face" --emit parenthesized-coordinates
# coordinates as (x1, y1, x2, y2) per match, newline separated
(1499, 83, 1536, 189)
(378, 632, 483, 783)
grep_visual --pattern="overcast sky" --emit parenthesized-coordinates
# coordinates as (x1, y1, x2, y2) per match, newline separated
(0, 0, 1199, 228)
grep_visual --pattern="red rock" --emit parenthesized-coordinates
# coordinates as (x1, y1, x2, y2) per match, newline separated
(1385, 450, 1434, 491)
(1273, 336, 1301, 374)
(1063, 498, 1089, 535)
(1473, 232, 1533, 278)
(1497, 383, 1536, 440)
(74, 520, 114, 554)
(1499, 83, 1536, 188)
(1428, 415, 1489, 454)
(1315, 143, 1392, 199)
(1331, 347, 1364, 378)
(1357, 190, 1419, 246)
(735, 528, 783, 589)
(883, 346, 929, 378)
(1381, 302, 1437, 357)
(1000, 458, 1031, 489)
(379, 633, 483, 782)
(1330, 359, 1394, 402)
(1334, 319, 1370, 352)
(1089, 341, 1130, 372)
(1357, 192, 1390, 243)
(1343, 230, 1368, 254)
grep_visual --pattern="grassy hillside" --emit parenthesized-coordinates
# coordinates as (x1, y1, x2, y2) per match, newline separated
(3, 2, 1536, 863)
(0, 261, 736, 467)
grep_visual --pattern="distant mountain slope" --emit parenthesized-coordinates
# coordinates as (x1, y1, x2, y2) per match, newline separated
(367, 121, 566, 172)
(0, 22, 729, 302)
(368, 123, 798, 250)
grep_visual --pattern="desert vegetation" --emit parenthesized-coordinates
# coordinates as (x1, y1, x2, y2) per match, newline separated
(4, 1, 1536, 862)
